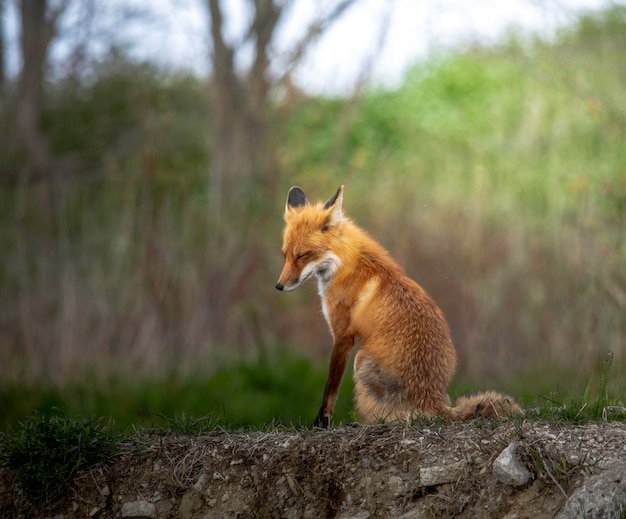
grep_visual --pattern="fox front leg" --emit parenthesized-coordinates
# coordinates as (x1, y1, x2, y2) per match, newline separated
(313, 335, 354, 428)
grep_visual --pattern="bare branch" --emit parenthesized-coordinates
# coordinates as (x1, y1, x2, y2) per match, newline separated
(350, 0, 393, 95)
(207, 0, 240, 106)
(279, 0, 358, 81)
(43, 0, 71, 48)
(249, 0, 282, 109)
(0, 0, 5, 91)
(48, 0, 70, 27)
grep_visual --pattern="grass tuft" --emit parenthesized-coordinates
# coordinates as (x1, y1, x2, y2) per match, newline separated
(527, 353, 626, 423)
(0, 409, 119, 508)
(152, 411, 221, 435)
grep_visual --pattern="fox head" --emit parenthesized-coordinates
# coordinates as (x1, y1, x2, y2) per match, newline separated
(275, 185, 345, 292)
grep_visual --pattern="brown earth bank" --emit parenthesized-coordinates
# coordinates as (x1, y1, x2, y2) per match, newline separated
(1, 421, 625, 519)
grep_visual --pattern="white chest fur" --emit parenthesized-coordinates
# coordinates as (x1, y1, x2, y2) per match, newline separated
(314, 252, 341, 328)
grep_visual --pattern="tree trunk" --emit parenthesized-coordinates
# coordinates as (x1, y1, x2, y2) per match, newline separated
(16, 0, 56, 173)
(207, 0, 279, 220)
(204, 0, 357, 349)
(0, 0, 5, 93)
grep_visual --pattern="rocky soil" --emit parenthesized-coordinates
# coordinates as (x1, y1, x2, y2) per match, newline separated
(1, 420, 625, 518)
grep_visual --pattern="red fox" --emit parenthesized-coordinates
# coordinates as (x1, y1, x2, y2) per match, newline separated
(276, 185, 521, 427)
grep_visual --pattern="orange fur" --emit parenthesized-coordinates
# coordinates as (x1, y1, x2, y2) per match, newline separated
(276, 185, 521, 427)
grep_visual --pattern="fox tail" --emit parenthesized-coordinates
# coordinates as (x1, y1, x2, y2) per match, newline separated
(449, 391, 522, 420)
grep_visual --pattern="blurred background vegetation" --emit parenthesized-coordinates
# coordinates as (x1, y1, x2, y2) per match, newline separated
(0, 1, 624, 431)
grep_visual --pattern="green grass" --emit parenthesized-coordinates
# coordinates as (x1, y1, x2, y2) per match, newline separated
(0, 352, 357, 433)
(1, 351, 623, 437)
(525, 353, 626, 423)
(0, 410, 119, 508)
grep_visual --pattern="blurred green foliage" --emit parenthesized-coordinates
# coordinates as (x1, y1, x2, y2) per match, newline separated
(43, 56, 210, 181)
(1, 355, 623, 433)
(0, 352, 356, 432)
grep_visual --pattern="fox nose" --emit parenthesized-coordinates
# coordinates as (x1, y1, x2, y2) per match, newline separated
(275, 282, 284, 291)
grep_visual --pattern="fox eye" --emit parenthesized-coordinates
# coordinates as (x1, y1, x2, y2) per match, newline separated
(296, 251, 311, 260)
(320, 225, 329, 232)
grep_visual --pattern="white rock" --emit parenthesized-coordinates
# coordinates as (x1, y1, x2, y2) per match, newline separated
(419, 460, 467, 487)
(338, 512, 370, 519)
(121, 501, 156, 519)
(493, 443, 531, 487)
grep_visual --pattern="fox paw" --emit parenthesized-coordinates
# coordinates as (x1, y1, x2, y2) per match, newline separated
(313, 412, 331, 428)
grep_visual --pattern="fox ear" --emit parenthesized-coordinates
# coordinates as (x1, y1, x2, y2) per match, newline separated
(324, 185, 344, 223)
(285, 186, 308, 213)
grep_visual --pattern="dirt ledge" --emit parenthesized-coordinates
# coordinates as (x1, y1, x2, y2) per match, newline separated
(2, 421, 625, 518)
